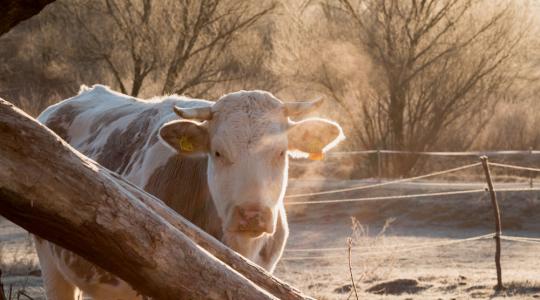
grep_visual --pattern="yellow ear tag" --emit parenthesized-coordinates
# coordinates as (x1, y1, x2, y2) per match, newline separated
(309, 152, 325, 161)
(179, 136, 194, 152)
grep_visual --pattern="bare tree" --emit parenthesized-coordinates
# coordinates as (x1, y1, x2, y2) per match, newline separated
(333, 0, 527, 175)
(51, 0, 275, 97)
(47, 0, 157, 96)
(160, 1, 276, 96)
(104, 0, 156, 96)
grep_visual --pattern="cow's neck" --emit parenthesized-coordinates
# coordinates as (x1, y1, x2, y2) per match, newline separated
(143, 154, 223, 239)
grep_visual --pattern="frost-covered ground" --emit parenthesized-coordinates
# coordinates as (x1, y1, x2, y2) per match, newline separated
(2, 179, 540, 299)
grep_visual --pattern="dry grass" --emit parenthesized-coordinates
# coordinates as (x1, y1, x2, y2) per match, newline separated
(347, 217, 396, 283)
(276, 177, 540, 299)
(0, 236, 41, 300)
(341, 217, 397, 300)
(0, 238, 39, 276)
(0, 179, 539, 299)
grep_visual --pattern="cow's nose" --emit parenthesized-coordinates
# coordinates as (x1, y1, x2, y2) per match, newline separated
(233, 204, 273, 235)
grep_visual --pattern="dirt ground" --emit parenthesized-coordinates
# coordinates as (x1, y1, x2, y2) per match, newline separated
(1, 179, 540, 299)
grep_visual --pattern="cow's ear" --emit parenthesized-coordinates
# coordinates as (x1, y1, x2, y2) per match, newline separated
(159, 120, 209, 155)
(287, 118, 344, 160)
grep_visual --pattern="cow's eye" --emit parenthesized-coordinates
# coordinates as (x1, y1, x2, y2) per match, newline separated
(213, 150, 233, 164)
(279, 150, 286, 157)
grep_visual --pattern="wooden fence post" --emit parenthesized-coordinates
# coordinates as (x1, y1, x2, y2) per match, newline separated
(529, 147, 533, 188)
(377, 149, 382, 182)
(480, 156, 503, 290)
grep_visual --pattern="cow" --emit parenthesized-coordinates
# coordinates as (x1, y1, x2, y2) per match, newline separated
(34, 84, 344, 299)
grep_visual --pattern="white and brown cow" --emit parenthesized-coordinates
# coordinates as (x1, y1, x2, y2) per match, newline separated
(34, 84, 344, 299)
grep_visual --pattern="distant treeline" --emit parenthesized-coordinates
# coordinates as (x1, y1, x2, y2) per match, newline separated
(1, 0, 539, 176)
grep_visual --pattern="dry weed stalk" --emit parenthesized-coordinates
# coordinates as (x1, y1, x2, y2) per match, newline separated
(346, 237, 359, 300)
(345, 216, 397, 299)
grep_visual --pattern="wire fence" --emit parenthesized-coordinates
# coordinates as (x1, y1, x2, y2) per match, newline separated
(329, 149, 540, 157)
(282, 152, 540, 287)
(285, 188, 487, 206)
(285, 159, 540, 206)
(296, 148, 540, 184)
(285, 187, 540, 206)
(500, 235, 540, 245)
(284, 233, 496, 254)
(283, 233, 496, 261)
(283, 233, 540, 261)
(285, 162, 482, 199)
(488, 162, 540, 173)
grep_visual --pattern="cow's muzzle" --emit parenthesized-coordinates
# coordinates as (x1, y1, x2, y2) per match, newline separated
(229, 203, 273, 237)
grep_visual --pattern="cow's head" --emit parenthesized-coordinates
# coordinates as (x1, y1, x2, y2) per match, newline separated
(159, 91, 344, 241)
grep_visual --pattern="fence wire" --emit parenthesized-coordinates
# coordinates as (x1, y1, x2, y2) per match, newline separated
(329, 150, 540, 157)
(286, 162, 482, 199)
(282, 150, 540, 283)
(285, 233, 494, 253)
(285, 189, 486, 206)
(500, 235, 540, 245)
(285, 187, 540, 206)
(488, 162, 540, 173)
(282, 233, 495, 261)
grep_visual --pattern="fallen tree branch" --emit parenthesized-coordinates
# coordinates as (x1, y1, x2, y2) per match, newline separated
(1, 0, 56, 36)
(0, 99, 311, 299)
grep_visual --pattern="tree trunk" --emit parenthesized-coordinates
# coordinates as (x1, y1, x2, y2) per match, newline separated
(0, 98, 311, 300)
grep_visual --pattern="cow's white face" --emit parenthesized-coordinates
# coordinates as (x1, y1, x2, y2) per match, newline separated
(159, 91, 344, 242)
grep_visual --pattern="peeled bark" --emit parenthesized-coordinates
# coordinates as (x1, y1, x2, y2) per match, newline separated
(0, 98, 311, 300)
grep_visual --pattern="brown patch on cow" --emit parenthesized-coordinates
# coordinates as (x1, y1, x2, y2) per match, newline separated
(82, 104, 136, 147)
(42, 104, 83, 142)
(144, 155, 223, 239)
(121, 125, 163, 175)
(89, 104, 134, 133)
(96, 108, 160, 174)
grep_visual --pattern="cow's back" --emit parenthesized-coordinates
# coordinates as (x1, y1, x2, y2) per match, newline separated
(40, 85, 191, 175)
(38, 85, 220, 232)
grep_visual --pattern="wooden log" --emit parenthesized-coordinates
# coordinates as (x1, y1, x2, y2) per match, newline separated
(0, 99, 310, 299)
(1, 0, 56, 36)
(480, 156, 504, 290)
(115, 177, 311, 300)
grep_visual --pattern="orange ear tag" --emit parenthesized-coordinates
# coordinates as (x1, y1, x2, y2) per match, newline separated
(309, 152, 325, 160)
(306, 139, 325, 160)
(179, 136, 194, 152)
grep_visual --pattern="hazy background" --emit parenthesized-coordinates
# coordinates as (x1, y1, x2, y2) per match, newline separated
(1, 0, 539, 177)
(2, 2, 540, 299)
